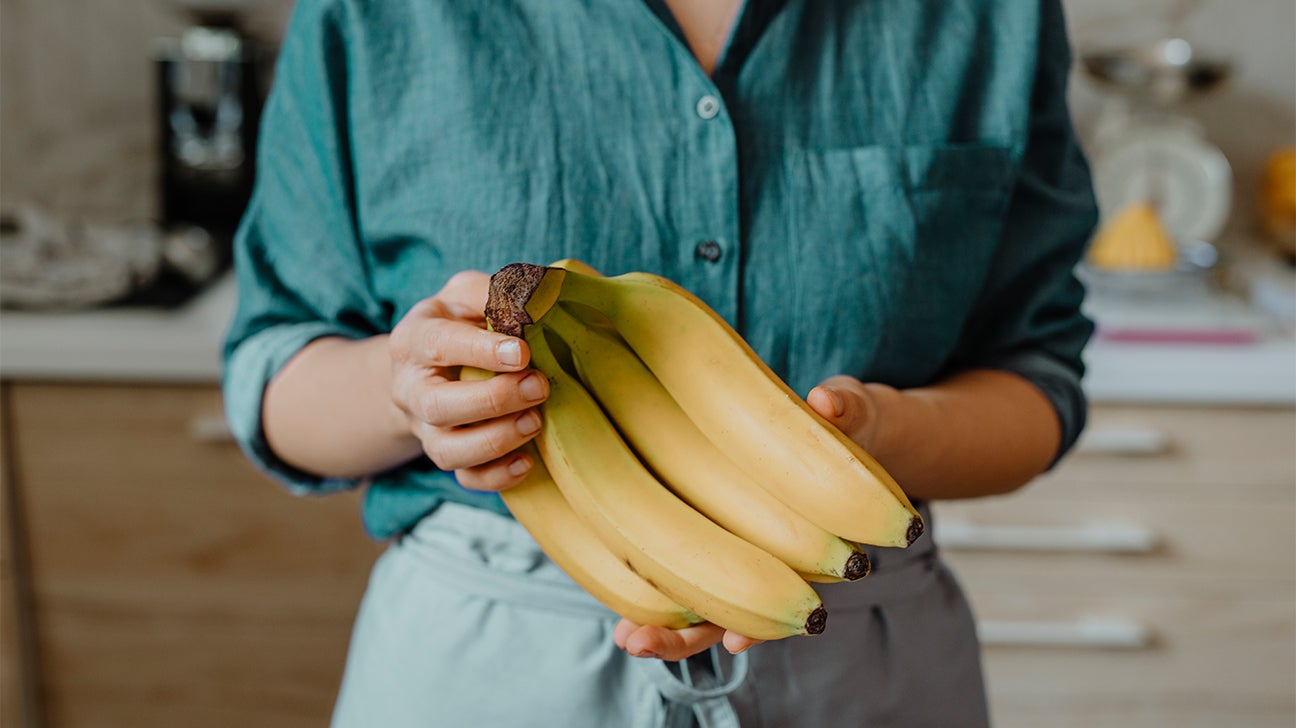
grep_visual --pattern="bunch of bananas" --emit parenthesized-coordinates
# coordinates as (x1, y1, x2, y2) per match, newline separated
(477, 260, 923, 641)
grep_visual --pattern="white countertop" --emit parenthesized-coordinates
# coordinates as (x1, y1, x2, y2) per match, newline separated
(0, 272, 237, 384)
(2, 265, 1294, 405)
(1079, 241, 1296, 406)
(1083, 336, 1295, 405)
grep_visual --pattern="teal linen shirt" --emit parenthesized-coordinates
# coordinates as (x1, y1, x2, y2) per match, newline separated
(223, 0, 1097, 539)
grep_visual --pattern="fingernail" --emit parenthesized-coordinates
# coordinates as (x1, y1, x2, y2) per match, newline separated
(516, 411, 542, 435)
(821, 387, 845, 417)
(497, 339, 522, 367)
(636, 651, 660, 660)
(519, 372, 546, 402)
(507, 453, 531, 477)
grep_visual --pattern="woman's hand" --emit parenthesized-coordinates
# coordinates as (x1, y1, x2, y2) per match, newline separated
(388, 271, 550, 491)
(614, 619, 763, 661)
(804, 369, 1062, 500)
(806, 375, 892, 454)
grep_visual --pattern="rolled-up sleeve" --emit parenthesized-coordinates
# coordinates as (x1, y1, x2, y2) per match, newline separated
(222, 0, 386, 495)
(949, 0, 1098, 464)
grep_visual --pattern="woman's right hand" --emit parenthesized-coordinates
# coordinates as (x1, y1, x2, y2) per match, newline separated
(388, 271, 549, 491)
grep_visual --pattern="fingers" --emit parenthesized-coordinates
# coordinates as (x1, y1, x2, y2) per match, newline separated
(391, 278, 529, 374)
(808, 375, 879, 445)
(387, 276, 548, 489)
(721, 631, 763, 655)
(399, 368, 548, 478)
(396, 317, 531, 371)
(435, 270, 491, 321)
(613, 619, 639, 650)
(619, 622, 727, 662)
(417, 407, 543, 472)
(454, 448, 536, 492)
(807, 375, 861, 422)
(408, 370, 549, 428)
(807, 385, 845, 420)
(614, 621, 763, 661)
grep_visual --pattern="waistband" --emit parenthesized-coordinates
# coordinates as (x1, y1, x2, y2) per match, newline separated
(397, 500, 941, 727)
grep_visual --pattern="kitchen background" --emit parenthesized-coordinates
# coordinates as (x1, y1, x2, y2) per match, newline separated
(1, 0, 1293, 727)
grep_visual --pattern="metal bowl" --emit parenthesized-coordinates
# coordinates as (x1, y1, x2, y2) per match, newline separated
(1077, 238, 1220, 300)
(1081, 38, 1232, 105)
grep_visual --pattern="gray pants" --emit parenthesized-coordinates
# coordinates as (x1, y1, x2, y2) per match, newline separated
(332, 502, 989, 727)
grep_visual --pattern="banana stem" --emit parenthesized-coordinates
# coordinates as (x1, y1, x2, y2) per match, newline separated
(485, 263, 564, 337)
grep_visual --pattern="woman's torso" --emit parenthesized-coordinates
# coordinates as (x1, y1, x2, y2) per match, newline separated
(304, 0, 1046, 535)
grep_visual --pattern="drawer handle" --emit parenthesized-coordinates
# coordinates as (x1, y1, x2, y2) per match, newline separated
(936, 520, 1158, 553)
(978, 618, 1151, 650)
(188, 414, 235, 444)
(1075, 424, 1171, 456)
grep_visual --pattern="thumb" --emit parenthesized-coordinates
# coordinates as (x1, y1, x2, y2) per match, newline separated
(807, 376, 876, 445)
(436, 271, 491, 320)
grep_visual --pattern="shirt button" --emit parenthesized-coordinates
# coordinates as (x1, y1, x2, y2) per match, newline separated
(695, 95, 721, 120)
(695, 240, 723, 262)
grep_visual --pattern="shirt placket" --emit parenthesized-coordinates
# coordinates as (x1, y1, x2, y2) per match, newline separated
(679, 80, 742, 326)
(634, 0, 785, 328)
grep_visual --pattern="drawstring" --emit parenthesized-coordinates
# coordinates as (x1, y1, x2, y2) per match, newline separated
(403, 505, 759, 726)
(638, 646, 749, 728)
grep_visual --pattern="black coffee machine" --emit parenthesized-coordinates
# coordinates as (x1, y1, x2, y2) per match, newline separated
(156, 3, 269, 246)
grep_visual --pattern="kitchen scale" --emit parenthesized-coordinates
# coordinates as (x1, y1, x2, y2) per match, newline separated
(1075, 38, 1269, 348)
(1082, 38, 1234, 253)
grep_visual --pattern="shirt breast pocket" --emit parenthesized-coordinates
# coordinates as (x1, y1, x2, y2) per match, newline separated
(867, 143, 1017, 291)
(784, 144, 1017, 387)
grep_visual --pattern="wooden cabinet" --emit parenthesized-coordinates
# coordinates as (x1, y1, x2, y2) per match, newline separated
(2, 384, 41, 727)
(935, 405, 1296, 728)
(5, 384, 1293, 726)
(1, 383, 385, 727)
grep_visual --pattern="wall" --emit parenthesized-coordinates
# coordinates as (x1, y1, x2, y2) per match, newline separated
(1064, 0, 1296, 241)
(0, 0, 293, 221)
(1, 0, 1292, 236)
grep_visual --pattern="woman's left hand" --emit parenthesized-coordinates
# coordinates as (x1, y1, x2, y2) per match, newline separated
(614, 619, 762, 661)
(806, 374, 893, 453)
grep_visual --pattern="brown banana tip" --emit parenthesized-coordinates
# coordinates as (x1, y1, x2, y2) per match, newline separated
(805, 606, 828, 636)
(485, 262, 548, 338)
(906, 515, 926, 546)
(843, 552, 871, 581)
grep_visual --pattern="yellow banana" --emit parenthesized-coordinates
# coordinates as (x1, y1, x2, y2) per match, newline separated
(460, 367, 698, 628)
(524, 326, 827, 640)
(486, 263, 923, 548)
(542, 304, 869, 581)
(549, 258, 604, 277)
(502, 447, 701, 628)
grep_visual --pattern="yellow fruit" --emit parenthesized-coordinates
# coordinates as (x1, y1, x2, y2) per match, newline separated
(502, 447, 701, 628)
(1088, 202, 1178, 271)
(459, 367, 699, 628)
(543, 303, 869, 581)
(487, 263, 922, 548)
(525, 327, 827, 640)
(1260, 148, 1296, 253)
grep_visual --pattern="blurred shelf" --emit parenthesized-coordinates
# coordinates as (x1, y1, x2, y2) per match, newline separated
(0, 273, 235, 383)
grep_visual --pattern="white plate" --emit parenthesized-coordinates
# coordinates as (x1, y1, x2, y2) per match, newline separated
(1091, 123, 1233, 244)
